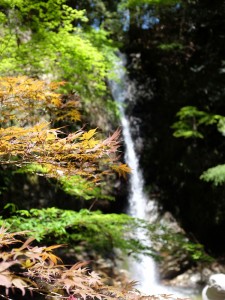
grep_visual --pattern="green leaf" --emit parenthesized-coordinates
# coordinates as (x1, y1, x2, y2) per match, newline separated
(59, 175, 114, 201)
(200, 164, 225, 186)
(0, 208, 156, 258)
(172, 106, 225, 139)
(173, 129, 204, 139)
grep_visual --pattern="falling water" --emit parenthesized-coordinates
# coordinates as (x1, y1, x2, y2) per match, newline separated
(109, 54, 198, 299)
(109, 54, 162, 294)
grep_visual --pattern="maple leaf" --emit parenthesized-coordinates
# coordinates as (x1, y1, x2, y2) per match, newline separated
(111, 163, 131, 178)
(0, 76, 81, 127)
(13, 237, 35, 252)
(44, 244, 64, 251)
(11, 278, 28, 296)
(0, 226, 23, 247)
(70, 261, 90, 270)
(80, 128, 97, 140)
(21, 259, 35, 269)
(57, 110, 81, 122)
(88, 271, 102, 286)
(0, 273, 12, 288)
(121, 280, 138, 293)
(0, 262, 18, 273)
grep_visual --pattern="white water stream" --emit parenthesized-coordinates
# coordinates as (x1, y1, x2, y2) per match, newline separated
(109, 55, 162, 294)
(109, 55, 193, 297)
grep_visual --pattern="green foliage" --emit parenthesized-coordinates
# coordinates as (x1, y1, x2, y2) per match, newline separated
(0, 208, 155, 258)
(15, 164, 114, 200)
(59, 176, 114, 201)
(15, 163, 49, 175)
(0, 0, 118, 102)
(182, 242, 211, 261)
(1, 0, 87, 30)
(172, 106, 225, 139)
(120, 0, 178, 8)
(0, 206, 211, 263)
(173, 107, 225, 187)
(200, 164, 225, 186)
(0, 0, 216, 289)
(153, 227, 213, 262)
(158, 42, 184, 51)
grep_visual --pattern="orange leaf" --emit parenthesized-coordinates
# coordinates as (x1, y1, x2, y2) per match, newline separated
(45, 244, 64, 251)
(111, 164, 131, 178)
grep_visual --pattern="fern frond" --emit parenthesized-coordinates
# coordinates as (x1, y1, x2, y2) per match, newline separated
(200, 164, 225, 185)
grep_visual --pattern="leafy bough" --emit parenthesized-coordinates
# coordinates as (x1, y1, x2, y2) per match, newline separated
(0, 208, 155, 259)
(0, 207, 211, 263)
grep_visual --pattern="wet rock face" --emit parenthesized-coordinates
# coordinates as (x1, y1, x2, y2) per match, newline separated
(165, 270, 203, 288)
(150, 211, 225, 289)
(159, 254, 192, 282)
(161, 260, 225, 289)
(157, 212, 195, 285)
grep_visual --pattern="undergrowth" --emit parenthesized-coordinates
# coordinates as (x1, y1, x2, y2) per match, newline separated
(0, 226, 190, 300)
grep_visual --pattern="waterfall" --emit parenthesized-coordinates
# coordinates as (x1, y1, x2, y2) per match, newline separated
(109, 54, 162, 294)
(109, 54, 197, 299)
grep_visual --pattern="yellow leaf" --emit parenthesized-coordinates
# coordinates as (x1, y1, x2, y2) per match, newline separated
(57, 110, 81, 121)
(46, 131, 57, 141)
(80, 128, 97, 141)
(51, 97, 61, 107)
(21, 259, 34, 268)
